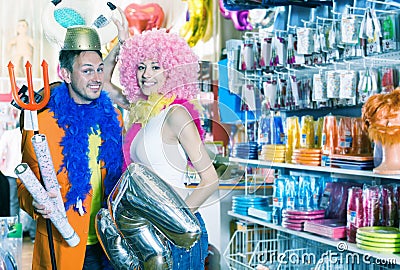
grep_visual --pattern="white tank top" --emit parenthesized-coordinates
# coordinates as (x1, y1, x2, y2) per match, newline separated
(130, 105, 189, 197)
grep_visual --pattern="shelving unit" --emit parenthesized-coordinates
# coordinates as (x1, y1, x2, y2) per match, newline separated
(228, 210, 400, 265)
(224, 157, 400, 269)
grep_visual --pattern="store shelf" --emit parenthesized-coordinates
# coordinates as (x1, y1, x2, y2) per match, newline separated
(228, 210, 400, 265)
(229, 157, 400, 180)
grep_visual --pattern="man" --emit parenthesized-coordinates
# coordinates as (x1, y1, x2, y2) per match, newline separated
(17, 13, 129, 269)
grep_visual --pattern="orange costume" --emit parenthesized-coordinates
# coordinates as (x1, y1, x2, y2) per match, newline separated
(17, 82, 123, 269)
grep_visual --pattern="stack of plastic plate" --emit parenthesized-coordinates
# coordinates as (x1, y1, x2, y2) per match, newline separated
(232, 195, 269, 216)
(281, 208, 325, 231)
(356, 227, 400, 253)
(292, 148, 321, 166)
(231, 142, 258, 160)
(259, 144, 285, 162)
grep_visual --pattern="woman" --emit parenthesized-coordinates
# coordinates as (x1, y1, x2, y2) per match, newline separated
(119, 28, 219, 269)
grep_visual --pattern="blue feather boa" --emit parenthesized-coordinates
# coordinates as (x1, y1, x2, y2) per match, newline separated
(48, 83, 123, 211)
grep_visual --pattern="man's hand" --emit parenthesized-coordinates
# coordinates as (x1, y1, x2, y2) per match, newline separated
(32, 191, 57, 219)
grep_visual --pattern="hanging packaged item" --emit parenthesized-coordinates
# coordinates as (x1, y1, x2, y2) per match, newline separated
(274, 78, 287, 110)
(286, 33, 296, 65)
(326, 70, 340, 98)
(381, 13, 398, 52)
(313, 71, 328, 101)
(272, 35, 287, 67)
(240, 82, 257, 111)
(318, 23, 330, 52)
(359, 8, 382, 56)
(381, 66, 396, 93)
(328, 20, 341, 49)
(357, 67, 378, 104)
(339, 70, 357, 99)
(240, 38, 257, 71)
(259, 32, 273, 68)
(341, 13, 360, 45)
(296, 27, 315, 55)
(263, 78, 277, 109)
(226, 39, 244, 95)
(289, 75, 300, 107)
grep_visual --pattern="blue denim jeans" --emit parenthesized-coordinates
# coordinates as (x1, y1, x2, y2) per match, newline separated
(83, 243, 106, 270)
(169, 212, 209, 270)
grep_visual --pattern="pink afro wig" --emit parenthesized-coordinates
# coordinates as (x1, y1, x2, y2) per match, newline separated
(119, 29, 200, 103)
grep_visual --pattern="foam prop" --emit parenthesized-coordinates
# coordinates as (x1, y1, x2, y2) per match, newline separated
(15, 163, 80, 247)
(31, 134, 66, 216)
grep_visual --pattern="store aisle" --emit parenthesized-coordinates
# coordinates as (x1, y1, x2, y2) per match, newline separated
(22, 236, 33, 269)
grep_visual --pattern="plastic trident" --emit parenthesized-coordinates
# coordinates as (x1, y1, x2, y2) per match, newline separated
(8, 60, 50, 111)
(8, 60, 50, 131)
(9, 60, 58, 269)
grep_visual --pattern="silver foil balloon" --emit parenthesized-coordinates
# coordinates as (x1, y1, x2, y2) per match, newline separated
(96, 208, 140, 269)
(96, 163, 201, 269)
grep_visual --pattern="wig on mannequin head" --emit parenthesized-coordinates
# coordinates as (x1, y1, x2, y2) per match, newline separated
(362, 88, 400, 145)
(119, 28, 200, 103)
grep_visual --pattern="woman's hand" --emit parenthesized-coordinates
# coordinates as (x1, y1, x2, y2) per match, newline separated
(103, 5, 130, 109)
(112, 6, 129, 45)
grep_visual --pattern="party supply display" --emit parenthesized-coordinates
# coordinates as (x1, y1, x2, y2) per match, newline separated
(292, 148, 321, 166)
(281, 209, 325, 232)
(303, 219, 346, 239)
(356, 227, 400, 253)
(14, 163, 80, 247)
(357, 226, 400, 238)
(97, 163, 201, 269)
(259, 144, 285, 162)
(231, 142, 258, 160)
(232, 195, 269, 216)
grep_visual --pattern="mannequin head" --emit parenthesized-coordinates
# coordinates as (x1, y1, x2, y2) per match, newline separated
(362, 88, 400, 174)
(362, 88, 400, 145)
